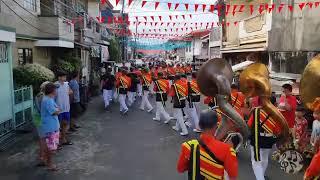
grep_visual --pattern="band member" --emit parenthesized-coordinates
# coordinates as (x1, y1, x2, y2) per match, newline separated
(204, 96, 218, 108)
(116, 69, 131, 114)
(187, 72, 201, 132)
(169, 74, 189, 136)
(247, 105, 281, 180)
(153, 72, 172, 123)
(139, 68, 153, 112)
(167, 64, 176, 83)
(101, 70, 115, 110)
(185, 63, 192, 76)
(114, 68, 123, 102)
(127, 70, 139, 107)
(230, 84, 245, 118)
(134, 68, 143, 97)
(177, 109, 238, 180)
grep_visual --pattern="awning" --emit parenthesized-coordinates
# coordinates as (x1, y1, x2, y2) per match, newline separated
(35, 40, 74, 48)
(270, 73, 301, 95)
(232, 60, 254, 72)
(0, 29, 16, 42)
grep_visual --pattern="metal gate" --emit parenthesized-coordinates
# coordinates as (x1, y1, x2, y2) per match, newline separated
(0, 42, 14, 140)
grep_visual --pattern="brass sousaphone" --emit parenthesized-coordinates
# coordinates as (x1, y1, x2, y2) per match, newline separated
(197, 58, 249, 145)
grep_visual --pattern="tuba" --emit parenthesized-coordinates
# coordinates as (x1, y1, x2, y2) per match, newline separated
(239, 63, 290, 140)
(197, 58, 249, 145)
(300, 54, 320, 110)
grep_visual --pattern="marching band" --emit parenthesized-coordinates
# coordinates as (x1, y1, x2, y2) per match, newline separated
(99, 56, 320, 180)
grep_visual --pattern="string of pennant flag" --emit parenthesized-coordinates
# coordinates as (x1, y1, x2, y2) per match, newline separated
(101, 0, 320, 15)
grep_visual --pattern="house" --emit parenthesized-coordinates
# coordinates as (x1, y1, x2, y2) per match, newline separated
(185, 30, 211, 63)
(209, 27, 222, 59)
(219, 0, 320, 76)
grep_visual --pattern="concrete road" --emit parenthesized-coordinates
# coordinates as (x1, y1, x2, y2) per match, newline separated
(0, 97, 303, 180)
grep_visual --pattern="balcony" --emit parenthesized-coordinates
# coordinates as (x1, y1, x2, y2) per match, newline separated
(36, 16, 74, 48)
(221, 13, 270, 53)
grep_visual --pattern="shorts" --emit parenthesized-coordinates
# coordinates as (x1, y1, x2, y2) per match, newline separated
(45, 131, 60, 151)
(70, 103, 80, 118)
(58, 112, 70, 122)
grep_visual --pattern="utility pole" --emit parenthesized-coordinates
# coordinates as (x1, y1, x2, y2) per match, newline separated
(134, 18, 138, 59)
(121, 0, 126, 62)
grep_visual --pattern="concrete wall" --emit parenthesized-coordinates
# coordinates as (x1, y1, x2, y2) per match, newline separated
(268, 0, 320, 51)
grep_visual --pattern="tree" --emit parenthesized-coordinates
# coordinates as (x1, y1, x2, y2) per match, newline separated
(109, 37, 122, 62)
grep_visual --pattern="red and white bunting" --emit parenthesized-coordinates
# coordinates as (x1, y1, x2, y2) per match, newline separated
(128, 0, 134, 6)
(155, 2, 160, 10)
(116, 0, 120, 6)
(167, 3, 172, 9)
(175, 3, 179, 10)
(159, 16, 162, 21)
(185, 4, 189, 11)
(202, 4, 206, 12)
(195, 4, 199, 12)
(141, 1, 147, 8)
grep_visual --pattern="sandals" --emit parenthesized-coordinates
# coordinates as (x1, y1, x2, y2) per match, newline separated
(62, 141, 73, 146)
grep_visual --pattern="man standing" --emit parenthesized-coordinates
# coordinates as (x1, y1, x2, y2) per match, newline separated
(187, 72, 201, 132)
(55, 71, 73, 145)
(278, 84, 297, 135)
(169, 74, 189, 136)
(247, 107, 281, 180)
(69, 72, 81, 131)
(140, 68, 153, 112)
(116, 69, 131, 114)
(153, 72, 172, 123)
(177, 109, 238, 180)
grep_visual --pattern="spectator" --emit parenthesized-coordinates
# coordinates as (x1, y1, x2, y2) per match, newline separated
(278, 84, 297, 135)
(34, 81, 50, 166)
(39, 83, 60, 171)
(294, 106, 308, 152)
(270, 92, 277, 106)
(55, 71, 73, 146)
(69, 72, 81, 131)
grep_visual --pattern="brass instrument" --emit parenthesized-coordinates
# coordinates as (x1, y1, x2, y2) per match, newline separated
(197, 58, 249, 142)
(239, 63, 289, 140)
(300, 54, 320, 110)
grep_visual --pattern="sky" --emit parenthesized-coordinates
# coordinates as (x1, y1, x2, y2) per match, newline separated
(108, 0, 219, 45)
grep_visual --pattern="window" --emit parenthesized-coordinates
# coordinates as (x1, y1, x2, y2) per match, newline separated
(18, 48, 33, 65)
(24, 0, 37, 12)
(0, 43, 8, 63)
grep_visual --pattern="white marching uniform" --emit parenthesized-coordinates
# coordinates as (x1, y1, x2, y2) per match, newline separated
(127, 91, 135, 107)
(187, 102, 200, 130)
(119, 94, 128, 112)
(140, 90, 153, 111)
(103, 89, 112, 108)
(155, 101, 171, 122)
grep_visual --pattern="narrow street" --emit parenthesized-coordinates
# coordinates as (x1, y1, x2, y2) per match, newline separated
(0, 97, 303, 180)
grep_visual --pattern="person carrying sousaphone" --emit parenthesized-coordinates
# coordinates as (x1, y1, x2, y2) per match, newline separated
(152, 72, 173, 123)
(169, 74, 189, 136)
(239, 63, 289, 180)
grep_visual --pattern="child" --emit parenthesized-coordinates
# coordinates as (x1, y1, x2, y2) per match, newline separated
(310, 98, 320, 151)
(294, 106, 308, 152)
(39, 83, 61, 171)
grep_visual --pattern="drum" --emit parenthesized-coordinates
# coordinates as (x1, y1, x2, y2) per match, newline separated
(278, 150, 304, 174)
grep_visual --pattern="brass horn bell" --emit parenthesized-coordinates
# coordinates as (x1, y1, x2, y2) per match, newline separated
(300, 54, 320, 110)
(197, 58, 249, 141)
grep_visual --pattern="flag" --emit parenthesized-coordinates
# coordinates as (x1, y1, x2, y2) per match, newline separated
(202, 4, 206, 12)
(210, 5, 214, 12)
(155, 2, 160, 10)
(175, 3, 179, 10)
(142, 1, 147, 8)
(159, 16, 162, 21)
(168, 3, 172, 9)
(299, 2, 306, 10)
(128, 0, 133, 6)
(116, 0, 120, 6)
(185, 4, 189, 11)
(195, 4, 199, 12)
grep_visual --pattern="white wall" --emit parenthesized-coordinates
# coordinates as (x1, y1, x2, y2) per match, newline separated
(88, 0, 100, 18)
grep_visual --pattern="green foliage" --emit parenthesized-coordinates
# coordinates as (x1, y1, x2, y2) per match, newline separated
(13, 63, 55, 94)
(109, 37, 122, 63)
(51, 55, 81, 75)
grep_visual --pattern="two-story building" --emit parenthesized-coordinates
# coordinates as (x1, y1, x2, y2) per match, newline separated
(209, 27, 222, 59)
(219, 0, 320, 76)
(184, 30, 210, 63)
